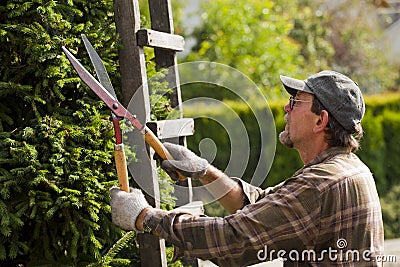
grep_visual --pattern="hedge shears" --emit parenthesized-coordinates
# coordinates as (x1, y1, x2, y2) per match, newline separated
(62, 36, 185, 192)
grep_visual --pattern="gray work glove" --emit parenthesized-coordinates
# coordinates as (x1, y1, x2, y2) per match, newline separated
(160, 142, 209, 181)
(109, 187, 151, 231)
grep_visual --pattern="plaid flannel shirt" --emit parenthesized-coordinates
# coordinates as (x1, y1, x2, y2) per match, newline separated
(145, 147, 384, 266)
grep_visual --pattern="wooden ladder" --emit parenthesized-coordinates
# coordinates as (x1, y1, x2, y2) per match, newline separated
(114, 0, 203, 266)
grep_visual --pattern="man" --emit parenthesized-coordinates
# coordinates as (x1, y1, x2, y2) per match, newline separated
(110, 70, 384, 266)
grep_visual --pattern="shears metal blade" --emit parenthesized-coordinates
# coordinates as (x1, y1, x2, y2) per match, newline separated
(81, 34, 123, 143)
(80, 35, 129, 191)
(81, 34, 117, 99)
(62, 46, 144, 131)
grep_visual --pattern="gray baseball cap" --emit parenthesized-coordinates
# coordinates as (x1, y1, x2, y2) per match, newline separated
(280, 70, 365, 133)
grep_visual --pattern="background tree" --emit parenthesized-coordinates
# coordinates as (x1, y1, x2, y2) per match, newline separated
(185, 0, 400, 98)
(310, 0, 399, 93)
(291, 0, 400, 92)
(289, 0, 334, 73)
(184, 0, 304, 99)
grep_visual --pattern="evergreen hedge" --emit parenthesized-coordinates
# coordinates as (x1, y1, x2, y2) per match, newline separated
(0, 0, 143, 265)
(0, 1, 180, 265)
(184, 92, 400, 239)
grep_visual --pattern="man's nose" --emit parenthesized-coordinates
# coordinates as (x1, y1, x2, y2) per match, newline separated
(284, 103, 291, 113)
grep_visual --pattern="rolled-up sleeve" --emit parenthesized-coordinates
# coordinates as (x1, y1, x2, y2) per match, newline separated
(231, 177, 282, 205)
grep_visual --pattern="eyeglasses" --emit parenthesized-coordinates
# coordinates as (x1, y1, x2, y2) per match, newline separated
(289, 96, 312, 110)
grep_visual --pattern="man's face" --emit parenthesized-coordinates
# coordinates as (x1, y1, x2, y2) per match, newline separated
(279, 92, 315, 149)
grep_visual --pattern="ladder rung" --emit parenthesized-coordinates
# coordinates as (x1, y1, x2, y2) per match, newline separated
(137, 29, 185, 51)
(147, 118, 194, 139)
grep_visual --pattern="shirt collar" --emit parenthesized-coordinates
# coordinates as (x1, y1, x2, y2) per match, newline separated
(308, 147, 349, 167)
(294, 147, 350, 176)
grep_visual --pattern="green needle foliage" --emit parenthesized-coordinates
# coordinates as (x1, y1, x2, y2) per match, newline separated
(86, 231, 136, 267)
(0, 0, 126, 265)
(0, 110, 118, 265)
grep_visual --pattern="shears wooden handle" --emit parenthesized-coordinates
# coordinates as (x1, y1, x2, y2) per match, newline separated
(114, 144, 129, 192)
(143, 127, 186, 181)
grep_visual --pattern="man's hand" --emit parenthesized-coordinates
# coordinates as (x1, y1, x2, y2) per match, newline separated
(160, 143, 209, 181)
(160, 143, 245, 214)
(109, 187, 151, 231)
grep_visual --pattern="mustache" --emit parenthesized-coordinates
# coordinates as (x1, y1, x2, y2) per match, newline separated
(284, 113, 289, 123)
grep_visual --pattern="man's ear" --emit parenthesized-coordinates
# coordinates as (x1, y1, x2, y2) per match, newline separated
(313, 110, 329, 133)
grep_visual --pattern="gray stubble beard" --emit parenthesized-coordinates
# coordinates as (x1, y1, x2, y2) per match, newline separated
(279, 130, 294, 148)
